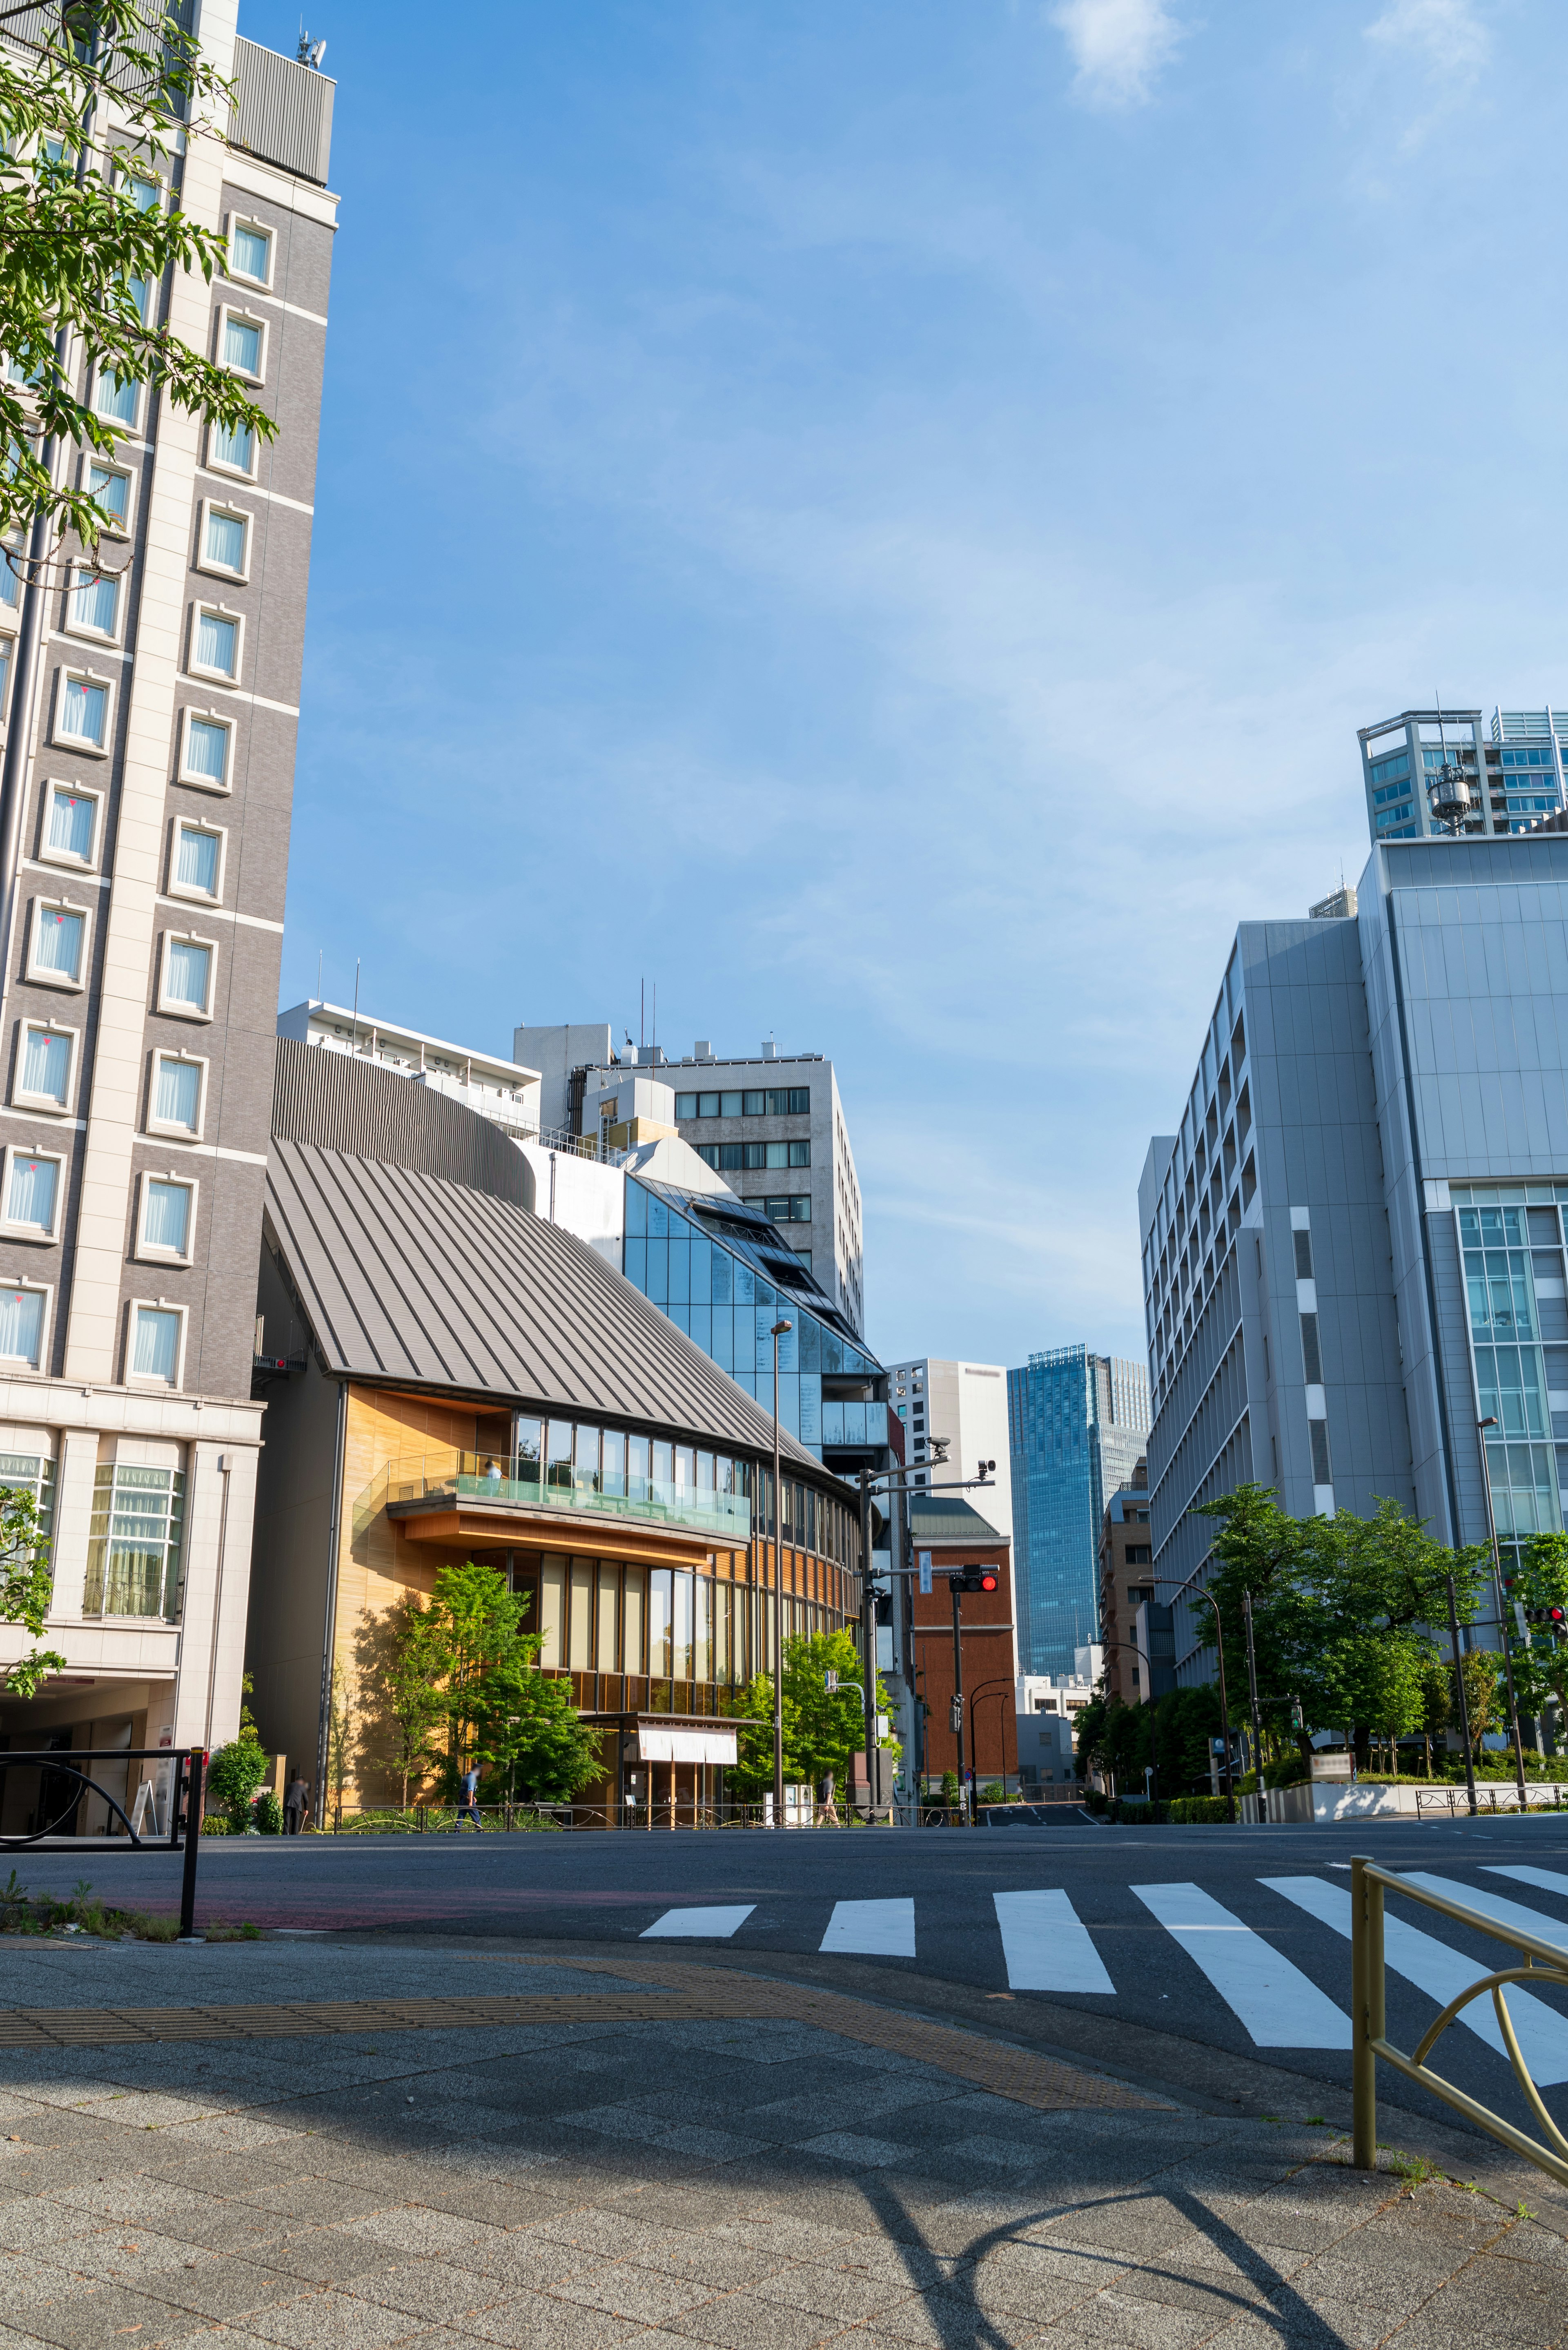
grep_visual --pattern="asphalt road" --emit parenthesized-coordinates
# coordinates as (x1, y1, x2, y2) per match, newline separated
(11, 1811, 1568, 2147)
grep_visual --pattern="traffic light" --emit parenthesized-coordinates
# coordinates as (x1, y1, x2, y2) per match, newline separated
(949, 1567, 999, 1594)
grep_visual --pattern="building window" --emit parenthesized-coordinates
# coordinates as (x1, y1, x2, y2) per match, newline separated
(137, 1173, 195, 1263)
(128, 1302, 185, 1387)
(763, 1194, 811, 1223)
(149, 1051, 205, 1137)
(189, 604, 241, 683)
(768, 1087, 809, 1115)
(208, 417, 256, 478)
(198, 502, 249, 580)
(0, 1146, 61, 1241)
(159, 934, 215, 1020)
(217, 307, 266, 381)
(54, 670, 110, 752)
(41, 781, 100, 867)
(16, 1022, 75, 1110)
(1293, 1227, 1314, 1279)
(1308, 1418, 1332, 1486)
(66, 562, 120, 641)
(169, 819, 223, 902)
(27, 900, 88, 989)
(92, 367, 140, 428)
(86, 460, 131, 535)
(84, 1462, 186, 1618)
(1300, 1312, 1322, 1383)
(0, 1282, 48, 1369)
(229, 216, 273, 287)
(178, 707, 234, 790)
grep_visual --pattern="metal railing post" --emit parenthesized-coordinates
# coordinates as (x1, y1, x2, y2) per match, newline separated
(178, 1750, 206, 1943)
(1352, 1853, 1376, 2168)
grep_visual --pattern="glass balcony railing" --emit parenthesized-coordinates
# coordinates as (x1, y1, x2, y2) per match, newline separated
(377, 1452, 751, 1542)
(820, 1400, 886, 1447)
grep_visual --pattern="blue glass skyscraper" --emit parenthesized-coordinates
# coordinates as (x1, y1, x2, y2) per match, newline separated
(1008, 1347, 1149, 1678)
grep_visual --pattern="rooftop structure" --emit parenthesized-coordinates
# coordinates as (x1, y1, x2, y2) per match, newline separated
(277, 1000, 543, 1139)
(1360, 705, 1568, 845)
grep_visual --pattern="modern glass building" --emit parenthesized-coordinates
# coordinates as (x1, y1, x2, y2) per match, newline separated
(1007, 1347, 1150, 1677)
(1359, 705, 1568, 845)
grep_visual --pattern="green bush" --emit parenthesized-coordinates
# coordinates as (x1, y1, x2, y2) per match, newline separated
(1083, 1787, 1109, 1815)
(252, 1791, 282, 1835)
(198, 1813, 230, 1835)
(1263, 1755, 1309, 1790)
(979, 1783, 1006, 1805)
(1168, 1795, 1232, 1824)
(1110, 1796, 1167, 1824)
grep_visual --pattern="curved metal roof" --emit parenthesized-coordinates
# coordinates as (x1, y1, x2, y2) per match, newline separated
(265, 1136, 822, 1472)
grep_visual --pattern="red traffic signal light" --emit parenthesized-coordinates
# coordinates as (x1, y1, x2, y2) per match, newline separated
(950, 1567, 999, 1594)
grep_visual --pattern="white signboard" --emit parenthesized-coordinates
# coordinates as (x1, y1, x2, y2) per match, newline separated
(918, 1551, 933, 1594)
(637, 1726, 738, 1764)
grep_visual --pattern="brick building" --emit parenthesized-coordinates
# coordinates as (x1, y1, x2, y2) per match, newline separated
(906, 1496, 1017, 1790)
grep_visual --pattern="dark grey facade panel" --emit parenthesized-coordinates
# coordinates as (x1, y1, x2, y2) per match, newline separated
(272, 1037, 528, 1202)
(264, 1136, 821, 1469)
(230, 38, 334, 184)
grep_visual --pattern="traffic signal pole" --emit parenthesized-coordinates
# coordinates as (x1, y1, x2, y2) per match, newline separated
(949, 1574, 966, 1820)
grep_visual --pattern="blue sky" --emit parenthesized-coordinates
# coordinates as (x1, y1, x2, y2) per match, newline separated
(238, 0, 1562, 1372)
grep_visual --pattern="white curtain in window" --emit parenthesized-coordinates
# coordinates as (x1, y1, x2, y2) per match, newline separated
(222, 317, 261, 373)
(212, 419, 254, 472)
(69, 568, 118, 635)
(132, 1308, 180, 1382)
(33, 907, 84, 981)
(175, 827, 218, 894)
(0, 555, 17, 608)
(47, 790, 95, 860)
(94, 370, 138, 425)
(233, 224, 270, 280)
(0, 1289, 44, 1366)
(143, 1179, 191, 1255)
(87, 465, 128, 526)
(21, 1028, 69, 1103)
(204, 511, 246, 571)
(184, 717, 229, 782)
(154, 1057, 201, 1130)
(61, 678, 107, 745)
(6, 1156, 57, 1232)
(194, 611, 237, 677)
(165, 939, 211, 1011)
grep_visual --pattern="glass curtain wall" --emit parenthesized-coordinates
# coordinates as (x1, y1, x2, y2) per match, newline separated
(1454, 1189, 1568, 1562)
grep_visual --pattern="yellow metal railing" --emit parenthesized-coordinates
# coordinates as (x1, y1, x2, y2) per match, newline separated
(1351, 1854, 1568, 2187)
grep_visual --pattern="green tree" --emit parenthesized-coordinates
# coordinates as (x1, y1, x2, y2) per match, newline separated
(0, 2, 276, 552)
(365, 1593, 448, 1807)
(1504, 1533, 1568, 1743)
(724, 1634, 895, 1803)
(206, 1672, 269, 1833)
(422, 1561, 601, 1804)
(1460, 1648, 1500, 1747)
(0, 1480, 64, 1699)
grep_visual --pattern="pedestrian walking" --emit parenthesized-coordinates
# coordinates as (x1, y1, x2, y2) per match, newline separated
(283, 1773, 309, 1835)
(455, 1763, 483, 1833)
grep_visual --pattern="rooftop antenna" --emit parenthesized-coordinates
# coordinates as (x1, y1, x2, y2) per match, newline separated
(639, 977, 644, 1051)
(297, 25, 327, 67)
(1426, 691, 1473, 836)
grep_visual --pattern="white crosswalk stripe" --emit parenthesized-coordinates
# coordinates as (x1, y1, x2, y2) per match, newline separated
(640, 1905, 755, 1939)
(1262, 1874, 1568, 2084)
(820, 1897, 915, 1956)
(993, 1888, 1115, 1993)
(1399, 1873, 1568, 1955)
(1486, 1865, 1568, 1902)
(1133, 1881, 1350, 2047)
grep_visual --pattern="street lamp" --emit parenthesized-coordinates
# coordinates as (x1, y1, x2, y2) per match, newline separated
(1476, 1415, 1531, 1805)
(770, 1318, 792, 1828)
(1163, 1559, 1238, 1823)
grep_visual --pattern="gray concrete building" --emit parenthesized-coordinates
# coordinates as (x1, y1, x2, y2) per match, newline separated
(1361, 704, 1568, 845)
(514, 1025, 867, 1337)
(0, 10, 336, 1775)
(1143, 823, 1568, 1690)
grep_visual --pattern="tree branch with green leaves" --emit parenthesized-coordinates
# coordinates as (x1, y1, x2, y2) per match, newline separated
(0, 1479, 64, 1699)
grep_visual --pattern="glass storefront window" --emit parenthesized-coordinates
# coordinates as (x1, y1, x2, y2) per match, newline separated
(652, 1439, 673, 1487)
(516, 1416, 542, 1467)
(575, 1425, 600, 1489)
(628, 1433, 650, 1491)
(650, 1567, 672, 1678)
(602, 1429, 626, 1496)
(675, 1445, 694, 1492)
(546, 1420, 573, 1487)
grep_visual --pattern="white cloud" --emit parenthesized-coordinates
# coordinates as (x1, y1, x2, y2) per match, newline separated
(1364, 0, 1489, 74)
(1050, 0, 1185, 110)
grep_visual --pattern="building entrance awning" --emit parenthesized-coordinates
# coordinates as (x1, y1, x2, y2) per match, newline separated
(634, 1718, 738, 1765)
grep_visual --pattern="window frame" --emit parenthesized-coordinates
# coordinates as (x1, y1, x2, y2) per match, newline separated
(147, 1048, 208, 1141)
(187, 601, 245, 687)
(205, 413, 258, 481)
(38, 778, 103, 872)
(134, 1168, 197, 1267)
(194, 497, 252, 584)
(226, 212, 275, 291)
(0, 1277, 51, 1371)
(156, 930, 217, 1023)
(52, 665, 113, 756)
(214, 302, 267, 385)
(80, 453, 134, 540)
(125, 1297, 188, 1391)
(62, 555, 123, 646)
(25, 894, 91, 993)
(166, 814, 226, 906)
(0, 1143, 64, 1244)
(13, 1018, 78, 1115)
(176, 705, 235, 794)
(90, 361, 141, 433)
(119, 164, 165, 213)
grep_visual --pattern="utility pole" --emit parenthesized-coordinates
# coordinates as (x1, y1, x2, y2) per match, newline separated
(1243, 1587, 1265, 1782)
(1445, 1570, 1479, 1818)
(769, 1319, 791, 1827)
(1477, 1416, 1531, 1805)
(858, 1469, 878, 1818)
(948, 1574, 967, 1822)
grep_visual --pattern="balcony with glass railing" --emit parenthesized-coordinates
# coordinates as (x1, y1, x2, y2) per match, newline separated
(370, 1452, 751, 1544)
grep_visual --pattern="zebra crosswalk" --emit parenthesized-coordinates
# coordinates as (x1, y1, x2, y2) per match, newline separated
(636, 1867, 1568, 2076)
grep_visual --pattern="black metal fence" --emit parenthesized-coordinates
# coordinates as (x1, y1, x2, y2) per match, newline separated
(0, 1746, 206, 1936)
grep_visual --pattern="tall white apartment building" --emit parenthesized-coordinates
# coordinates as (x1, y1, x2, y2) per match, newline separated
(887, 1356, 1013, 1537)
(516, 1024, 868, 1337)
(0, 11, 336, 1795)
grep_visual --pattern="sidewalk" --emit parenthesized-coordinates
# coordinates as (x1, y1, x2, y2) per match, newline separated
(0, 1938, 1564, 2350)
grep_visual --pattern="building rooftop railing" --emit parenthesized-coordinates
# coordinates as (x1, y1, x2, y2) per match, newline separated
(367, 1453, 751, 1543)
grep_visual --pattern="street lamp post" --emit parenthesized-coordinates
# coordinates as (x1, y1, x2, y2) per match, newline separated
(1444, 1570, 1479, 1817)
(858, 1469, 878, 1819)
(770, 1318, 792, 1828)
(1476, 1416, 1531, 1805)
(948, 1573, 967, 1821)
(1096, 1637, 1159, 1805)
(1242, 1588, 1265, 1781)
